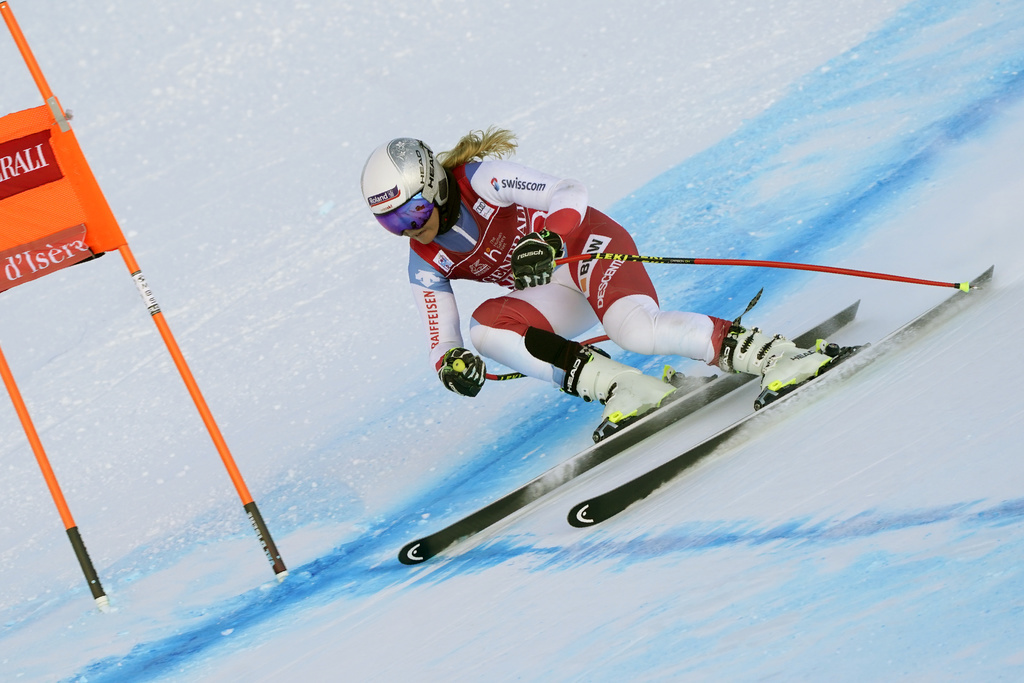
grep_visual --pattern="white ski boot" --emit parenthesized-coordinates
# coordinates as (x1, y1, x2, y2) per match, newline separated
(564, 349, 676, 442)
(718, 326, 840, 409)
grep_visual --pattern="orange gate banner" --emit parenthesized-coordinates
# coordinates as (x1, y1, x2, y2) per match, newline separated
(0, 104, 126, 293)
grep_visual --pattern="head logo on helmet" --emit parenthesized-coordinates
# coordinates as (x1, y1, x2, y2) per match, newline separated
(360, 138, 449, 216)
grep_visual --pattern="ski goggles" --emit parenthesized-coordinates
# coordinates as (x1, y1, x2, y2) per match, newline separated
(375, 192, 436, 236)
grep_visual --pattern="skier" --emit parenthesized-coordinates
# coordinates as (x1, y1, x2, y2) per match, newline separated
(360, 128, 841, 441)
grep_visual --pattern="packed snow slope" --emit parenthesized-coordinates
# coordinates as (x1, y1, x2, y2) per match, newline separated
(1, 0, 1022, 680)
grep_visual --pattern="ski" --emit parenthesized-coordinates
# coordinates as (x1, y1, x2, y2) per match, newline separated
(397, 299, 861, 564)
(567, 265, 994, 528)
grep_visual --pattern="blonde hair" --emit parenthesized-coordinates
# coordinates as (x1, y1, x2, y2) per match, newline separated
(439, 127, 518, 169)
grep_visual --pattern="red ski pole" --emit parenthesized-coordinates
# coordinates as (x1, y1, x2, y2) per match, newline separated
(556, 254, 974, 292)
(479, 255, 973, 383)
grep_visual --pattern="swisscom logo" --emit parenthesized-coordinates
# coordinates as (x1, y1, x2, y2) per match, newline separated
(491, 177, 547, 193)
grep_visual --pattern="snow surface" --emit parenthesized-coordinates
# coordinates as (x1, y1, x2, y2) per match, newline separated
(1, 0, 1022, 680)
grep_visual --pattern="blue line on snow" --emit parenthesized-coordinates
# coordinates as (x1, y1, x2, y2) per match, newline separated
(67, 495, 1024, 681)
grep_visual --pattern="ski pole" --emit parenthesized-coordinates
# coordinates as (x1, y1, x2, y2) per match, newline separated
(451, 336, 612, 382)
(477, 335, 610, 381)
(557, 254, 974, 292)
(477, 255, 972, 384)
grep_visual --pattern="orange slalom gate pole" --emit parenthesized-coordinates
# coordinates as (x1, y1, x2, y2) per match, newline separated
(119, 247, 287, 579)
(2, 0, 286, 581)
(0, 342, 109, 611)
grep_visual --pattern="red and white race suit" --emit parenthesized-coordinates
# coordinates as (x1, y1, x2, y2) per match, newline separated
(407, 159, 728, 384)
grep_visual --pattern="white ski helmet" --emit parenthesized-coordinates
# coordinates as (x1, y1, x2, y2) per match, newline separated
(361, 138, 449, 218)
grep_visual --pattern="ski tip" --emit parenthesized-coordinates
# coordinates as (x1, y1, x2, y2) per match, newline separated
(398, 541, 429, 565)
(568, 502, 598, 528)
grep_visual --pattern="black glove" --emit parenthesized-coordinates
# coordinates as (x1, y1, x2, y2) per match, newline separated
(510, 230, 564, 290)
(437, 347, 486, 397)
